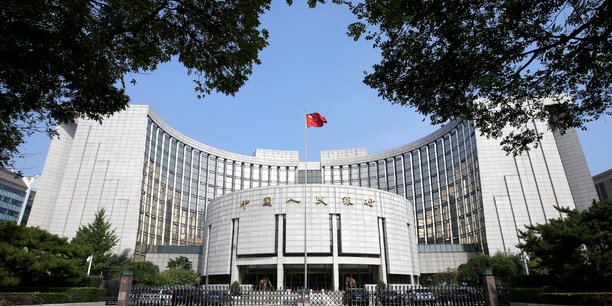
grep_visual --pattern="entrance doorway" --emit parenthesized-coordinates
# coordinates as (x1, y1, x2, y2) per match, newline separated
(239, 265, 277, 289)
(339, 264, 379, 289)
(284, 264, 333, 290)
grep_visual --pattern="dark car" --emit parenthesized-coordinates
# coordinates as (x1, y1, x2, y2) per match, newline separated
(378, 290, 402, 305)
(343, 288, 369, 306)
(203, 290, 231, 306)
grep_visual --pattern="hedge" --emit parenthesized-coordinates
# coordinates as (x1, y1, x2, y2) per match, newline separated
(0, 287, 105, 305)
(511, 288, 611, 305)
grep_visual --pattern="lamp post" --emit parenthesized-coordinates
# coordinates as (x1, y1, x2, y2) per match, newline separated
(86, 255, 93, 276)
(520, 252, 529, 275)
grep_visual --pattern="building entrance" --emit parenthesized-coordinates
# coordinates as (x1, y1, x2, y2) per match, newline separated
(284, 264, 333, 290)
(239, 265, 277, 289)
(339, 264, 378, 289)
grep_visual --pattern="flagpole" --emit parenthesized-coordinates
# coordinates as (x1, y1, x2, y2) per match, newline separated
(303, 110, 308, 296)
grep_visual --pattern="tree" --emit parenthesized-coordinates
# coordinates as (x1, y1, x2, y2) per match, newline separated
(456, 252, 520, 285)
(1, 0, 272, 167)
(160, 268, 200, 285)
(71, 208, 119, 278)
(428, 268, 458, 285)
(123, 261, 161, 285)
(0, 221, 83, 287)
(107, 249, 134, 279)
(347, 0, 610, 154)
(167, 256, 193, 270)
(518, 200, 612, 290)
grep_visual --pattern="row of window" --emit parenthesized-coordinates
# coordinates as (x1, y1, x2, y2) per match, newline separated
(135, 119, 485, 258)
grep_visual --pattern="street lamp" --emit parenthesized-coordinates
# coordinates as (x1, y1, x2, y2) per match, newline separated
(86, 255, 93, 276)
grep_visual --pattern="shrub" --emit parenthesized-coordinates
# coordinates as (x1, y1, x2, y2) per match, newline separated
(0, 288, 104, 305)
(511, 287, 546, 303)
(65, 287, 105, 302)
(80, 276, 103, 288)
(230, 281, 240, 296)
(511, 288, 612, 306)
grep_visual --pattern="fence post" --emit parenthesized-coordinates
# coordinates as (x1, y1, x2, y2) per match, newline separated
(117, 271, 133, 306)
(482, 268, 498, 306)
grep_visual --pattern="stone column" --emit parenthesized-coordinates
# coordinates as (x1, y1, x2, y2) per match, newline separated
(117, 272, 133, 306)
(277, 214, 285, 289)
(230, 220, 239, 284)
(482, 268, 498, 306)
(377, 218, 388, 284)
(332, 214, 339, 290)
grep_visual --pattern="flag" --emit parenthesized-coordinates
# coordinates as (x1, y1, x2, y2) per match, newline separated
(306, 112, 327, 127)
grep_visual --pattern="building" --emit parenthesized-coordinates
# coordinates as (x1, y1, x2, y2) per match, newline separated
(593, 169, 612, 201)
(0, 168, 39, 224)
(29, 105, 597, 288)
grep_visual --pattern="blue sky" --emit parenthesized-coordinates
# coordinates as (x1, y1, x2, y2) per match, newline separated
(12, 1, 611, 177)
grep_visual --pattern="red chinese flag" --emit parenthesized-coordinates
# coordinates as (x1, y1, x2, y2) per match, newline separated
(306, 112, 327, 128)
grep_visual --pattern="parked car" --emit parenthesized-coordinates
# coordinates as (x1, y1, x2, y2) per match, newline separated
(203, 290, 232, 306)
(343, 288, 369, 306)
(377, 290, 403, 305)
(406, 288, 436, 305)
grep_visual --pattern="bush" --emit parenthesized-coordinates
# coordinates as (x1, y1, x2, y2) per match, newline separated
(511, 288, 612, 306)
(65, 287, 105, 302)
(511, 287, 546, 303)
(32, 293, 70, 304)
(542, 293, 612, 306)
(159, 268, 199, 285)
(0, 288, 104, 305)
(0, 292, 66, 305)
(80, 276, 103, 288)
(230, 281, 240, 296)
(540, 293, 583, 305)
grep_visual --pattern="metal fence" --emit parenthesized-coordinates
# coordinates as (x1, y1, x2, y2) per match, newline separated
(128, 284, 511, 306)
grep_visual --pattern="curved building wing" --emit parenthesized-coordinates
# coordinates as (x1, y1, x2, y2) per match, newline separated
(29, 105, 597, 286)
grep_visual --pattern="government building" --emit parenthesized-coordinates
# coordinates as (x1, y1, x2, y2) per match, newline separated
(29, 105, 597, 289)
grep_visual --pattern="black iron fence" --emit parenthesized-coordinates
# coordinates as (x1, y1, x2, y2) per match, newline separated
(128, 284, 511, 306)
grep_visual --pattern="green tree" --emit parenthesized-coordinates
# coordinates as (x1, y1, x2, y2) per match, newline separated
(457, 255, 487, 285)
(1, 0, 272, 167)
(429, 268, 458, 285)
(518, 200, 612, 290)
(107, 249, 133, 279)
(347, 0, 610, 154)
(0, 221, 83, 287)
(123, 261, 161, 285)
(230, 281, 241, 296)
(160, 268, 200, 285)
(457, 252, 519, 285)
(167, 256, 193, 270)
(71, 208, 119, 278)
